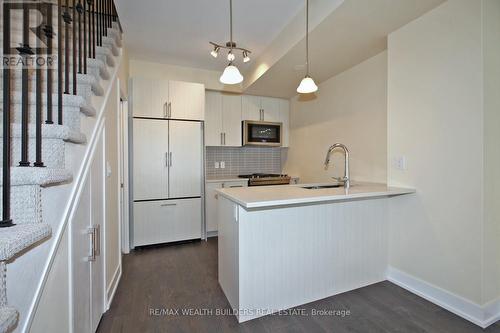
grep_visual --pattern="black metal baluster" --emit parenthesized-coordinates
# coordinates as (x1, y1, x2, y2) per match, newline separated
(2, 2, 14, 227)
(101, 0, 105, 39)
(107, 0, 110, 29)
(83, 0, 87, 74)
(97, 0, 102, 46)
(34, 0, 44, 167)
(44, 2, 54, 124)
(92, 0, 96, 56)
(77, 0, 82, 74)
(63, 0, 71, 96)
(72, 0, 77, 94)
(58, 0, 63, 124)
(17, 3, 32, 167)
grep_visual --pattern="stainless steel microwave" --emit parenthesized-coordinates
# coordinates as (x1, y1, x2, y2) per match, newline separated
(242, 120, 282, 147)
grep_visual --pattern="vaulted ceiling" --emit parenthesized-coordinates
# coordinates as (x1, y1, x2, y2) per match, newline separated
(116, 0, 446, 98)
(115, 0, 304, 71)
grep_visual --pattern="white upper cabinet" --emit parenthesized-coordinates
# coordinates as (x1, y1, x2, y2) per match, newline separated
(205, 91, 223, 146)
(261, 97, 281, 123)
(205, 92, 290, 147)
(131, 77, 204, 120)
(168, 81, 205, 120)
(222, 94, 243, 146)
(242, 95, 262, 121)
(279, 99, 290, 147)
(131, 77, 169, 119)
(205, 91, 242, 147)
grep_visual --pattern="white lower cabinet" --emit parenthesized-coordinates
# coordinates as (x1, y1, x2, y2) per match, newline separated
(205, 181, 248, 235)
(134, 198, 202, 246)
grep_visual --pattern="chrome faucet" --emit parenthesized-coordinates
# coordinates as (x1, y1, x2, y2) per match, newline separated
(324, 143, 350, 189)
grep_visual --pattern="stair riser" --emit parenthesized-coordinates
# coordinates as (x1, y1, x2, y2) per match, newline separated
(1, 104, 82, 130)
(1, 70, 101, 92)
(0, 137, 68, 168)
(1, 47, 115, 66)
(3, 79, 92, 101)
(0, 185, 42, 225)
(1, 57, 109, 81)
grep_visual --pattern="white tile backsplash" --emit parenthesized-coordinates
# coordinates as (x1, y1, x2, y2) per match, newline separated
(206, 147, 282, 178)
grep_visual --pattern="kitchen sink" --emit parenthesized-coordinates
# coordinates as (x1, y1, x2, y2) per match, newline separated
(301, 184, 344, 190)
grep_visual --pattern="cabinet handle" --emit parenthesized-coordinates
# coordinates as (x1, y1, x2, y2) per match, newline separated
(160, 203, 177, 207)
(168, 102, 172, 118)
(165, 152, 169, 167)
(169, 152, 173, 167)
(221, 133, 224, 145)
(87, 227, 96, 262)
(229, 185, 243, 188)
(95, 224, 101, 256)
(223, 133, 226, 145)
(163, 102, 168, 118)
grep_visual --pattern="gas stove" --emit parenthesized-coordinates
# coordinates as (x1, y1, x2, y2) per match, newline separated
(238, 173, 291, 186)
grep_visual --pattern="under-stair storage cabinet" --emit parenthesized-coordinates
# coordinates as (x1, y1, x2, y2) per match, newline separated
(205, 91, 242, 146)
(131, 77, 205, 120)
(132, 116, 203, 246)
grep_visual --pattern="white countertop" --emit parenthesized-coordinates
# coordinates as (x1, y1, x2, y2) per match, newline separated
(216, 182, 416, 209)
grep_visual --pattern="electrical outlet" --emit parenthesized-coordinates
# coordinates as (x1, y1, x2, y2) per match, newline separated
(214, 162, 220, 169)
(220, 161, 226, 169)
(394, 156, 407, 171)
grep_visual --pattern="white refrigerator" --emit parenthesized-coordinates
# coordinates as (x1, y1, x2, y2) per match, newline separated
(132, 118, 203, 246)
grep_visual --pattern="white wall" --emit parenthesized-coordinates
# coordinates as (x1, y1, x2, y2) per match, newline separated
(129, 59, 241, 93)
(283, 51, 387, 183)
(483, 0, 500, 305)
(387, 0, 492, 307)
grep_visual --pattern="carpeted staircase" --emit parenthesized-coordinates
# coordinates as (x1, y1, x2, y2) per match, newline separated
(0, 3, 122, 331)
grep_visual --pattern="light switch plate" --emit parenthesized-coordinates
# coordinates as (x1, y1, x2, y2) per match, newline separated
(220, 161, 226, 169)
(214, 162, 220, 169)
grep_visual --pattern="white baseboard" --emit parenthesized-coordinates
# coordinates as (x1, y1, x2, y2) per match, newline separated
(106, 265, 122, 310)
(387, 266, 500, 329)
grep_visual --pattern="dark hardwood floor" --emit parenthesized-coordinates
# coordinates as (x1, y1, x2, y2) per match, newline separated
(98, 238, 500, 333)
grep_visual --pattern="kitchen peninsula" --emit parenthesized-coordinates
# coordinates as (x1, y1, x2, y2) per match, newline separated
(216, 183, 415, 322)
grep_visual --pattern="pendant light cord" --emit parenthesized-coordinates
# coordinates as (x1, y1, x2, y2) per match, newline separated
(229, 0, 233, 54)
(306, 0, 309, 76)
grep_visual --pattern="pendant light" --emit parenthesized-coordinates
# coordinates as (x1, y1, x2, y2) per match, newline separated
(210, 0, 250, 85)
(297, 0, 318, 94)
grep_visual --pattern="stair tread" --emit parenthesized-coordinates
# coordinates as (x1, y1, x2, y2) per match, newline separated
(0, 168, 72, 186)
(0, 223, 51, 261)
(2, 123, 87, 144)
(0, 306, 18, 333)
(0, 71, 105, 97)
(0, 90, 86, 107)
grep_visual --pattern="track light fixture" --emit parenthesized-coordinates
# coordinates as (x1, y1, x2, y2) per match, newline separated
(209, 0, 251, 84)
(210, 46, 220, 58)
